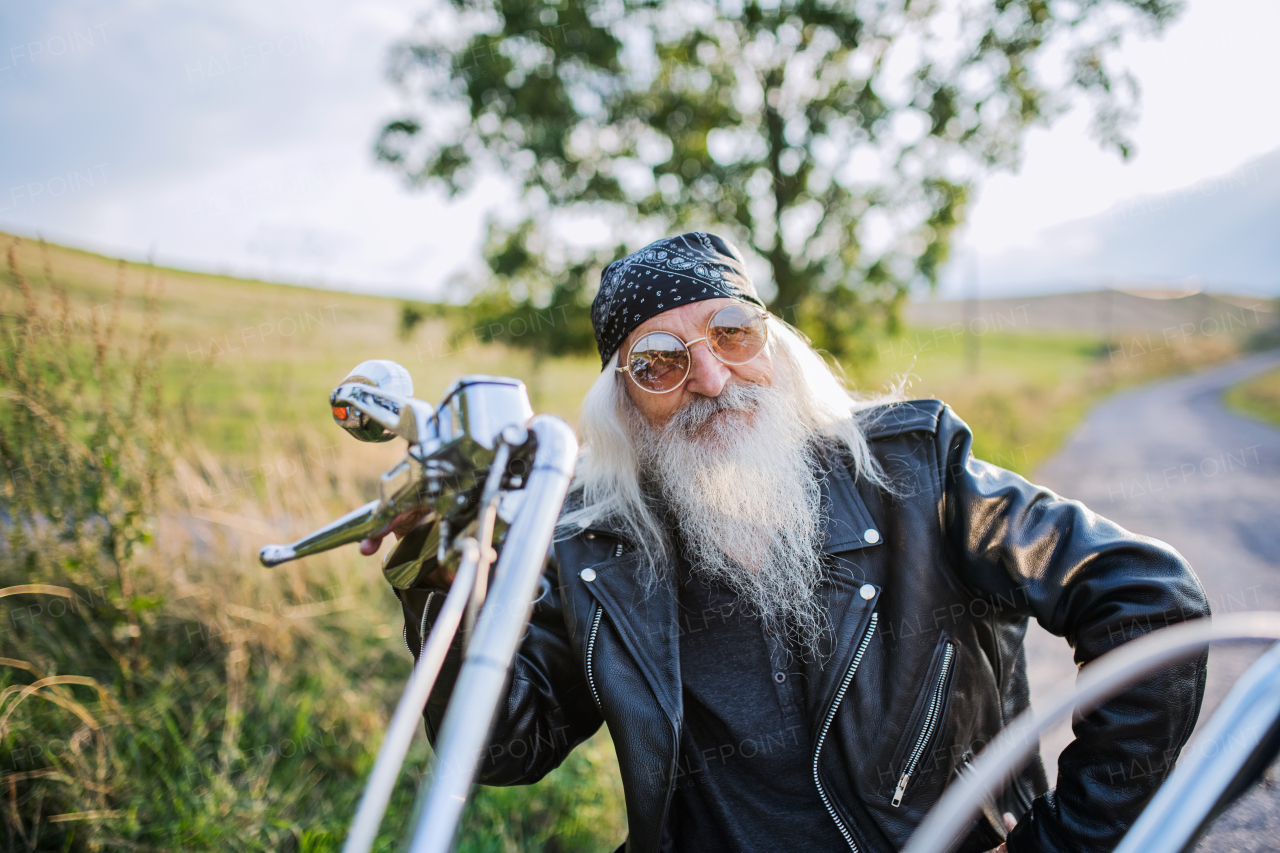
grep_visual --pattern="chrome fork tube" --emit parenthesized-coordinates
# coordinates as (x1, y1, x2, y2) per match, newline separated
(463, 442, 510, 648)
(340, 539, 481, 853)
(405, 415, 578, 853)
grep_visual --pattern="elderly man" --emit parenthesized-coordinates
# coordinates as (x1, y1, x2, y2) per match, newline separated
(370, 233, 1209, 853)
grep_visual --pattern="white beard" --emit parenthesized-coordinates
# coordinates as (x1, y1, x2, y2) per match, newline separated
(629, 381, 831, 656)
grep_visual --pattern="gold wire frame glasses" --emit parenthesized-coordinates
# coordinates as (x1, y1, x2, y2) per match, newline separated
(615, 302, 771, 394)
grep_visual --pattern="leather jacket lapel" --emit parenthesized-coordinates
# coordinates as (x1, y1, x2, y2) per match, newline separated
(810, 448, 885, 719)
(819, 443, 883, 552)
(578, 544, 683, 728)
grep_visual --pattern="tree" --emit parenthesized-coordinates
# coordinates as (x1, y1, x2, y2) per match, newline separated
(376, 0, 1182, 362)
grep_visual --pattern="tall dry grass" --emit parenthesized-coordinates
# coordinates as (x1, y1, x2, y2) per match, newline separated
(0, 240, 625, 852)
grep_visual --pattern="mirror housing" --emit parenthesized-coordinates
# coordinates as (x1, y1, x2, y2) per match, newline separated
(330, 360, 415, 442)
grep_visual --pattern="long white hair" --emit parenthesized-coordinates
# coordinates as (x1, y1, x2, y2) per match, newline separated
(555, 317, 901, 582)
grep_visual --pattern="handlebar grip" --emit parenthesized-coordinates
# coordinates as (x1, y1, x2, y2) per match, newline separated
(259, 499, 392, 567)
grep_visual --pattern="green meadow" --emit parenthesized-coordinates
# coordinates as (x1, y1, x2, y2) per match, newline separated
(1225, 366, 1280, 429)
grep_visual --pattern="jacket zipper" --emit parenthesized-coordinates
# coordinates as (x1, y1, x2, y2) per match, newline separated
(892, 641, 955, 807)
(585, 603, 604, 709)
(580, 541, 620, 712)
(813, 611, 879, 852)
(417, 591, 437, 655)
(393, 588, 411, 655)
(396, 589, 438, 657)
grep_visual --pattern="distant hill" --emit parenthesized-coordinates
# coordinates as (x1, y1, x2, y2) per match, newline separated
(977, 147, 1280, 296)
(905, 289, 1277, 335)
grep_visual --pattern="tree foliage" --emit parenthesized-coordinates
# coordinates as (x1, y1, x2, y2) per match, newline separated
(377, 0, 1181, 361)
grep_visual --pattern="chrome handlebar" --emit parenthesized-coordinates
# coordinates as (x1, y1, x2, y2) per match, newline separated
(259, 364, 535, 573)
(256, 360, 577, 853)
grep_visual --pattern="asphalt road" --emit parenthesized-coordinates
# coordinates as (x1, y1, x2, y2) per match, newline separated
(1022, 349, 1280, 851)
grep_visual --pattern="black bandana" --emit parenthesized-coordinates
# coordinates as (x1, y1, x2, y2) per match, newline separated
(591, 232, 765, 369)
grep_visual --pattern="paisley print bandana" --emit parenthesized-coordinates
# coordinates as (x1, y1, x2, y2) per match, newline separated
(591, 232, 766, 369)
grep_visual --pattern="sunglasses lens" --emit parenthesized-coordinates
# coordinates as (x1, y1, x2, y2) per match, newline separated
(707, 304, 767, 365)
(628, 333, 690, 392)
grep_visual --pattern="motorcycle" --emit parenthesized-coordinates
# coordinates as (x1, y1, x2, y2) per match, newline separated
(258, 360, 577, 853)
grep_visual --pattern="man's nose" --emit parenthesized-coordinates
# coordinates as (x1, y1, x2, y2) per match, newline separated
(684, 340, 730, 397)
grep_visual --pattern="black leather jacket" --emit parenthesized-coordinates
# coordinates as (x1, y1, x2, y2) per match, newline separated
(393, 400, 1210, 853)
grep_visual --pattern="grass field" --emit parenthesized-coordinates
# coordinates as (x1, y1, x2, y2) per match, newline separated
(1225, 366, 1280, 429)
(0, 231, 1268, 851)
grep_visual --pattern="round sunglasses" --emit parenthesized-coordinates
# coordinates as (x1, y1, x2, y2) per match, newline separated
(615, 302, 771, 394)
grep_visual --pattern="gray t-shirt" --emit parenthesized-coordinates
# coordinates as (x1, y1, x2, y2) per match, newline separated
(667, 548, 847, 852)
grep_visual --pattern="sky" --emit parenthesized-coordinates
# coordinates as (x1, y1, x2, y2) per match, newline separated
(951, 0, 1280, 297)
(1, 0, 1278, 300)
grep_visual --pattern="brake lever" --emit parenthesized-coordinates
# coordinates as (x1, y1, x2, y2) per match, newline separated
(259, 499, 393, 568)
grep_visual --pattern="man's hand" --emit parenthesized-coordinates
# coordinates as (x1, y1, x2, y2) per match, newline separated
(983, 813, 1019, 853)
(359, 508, 432, 556)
